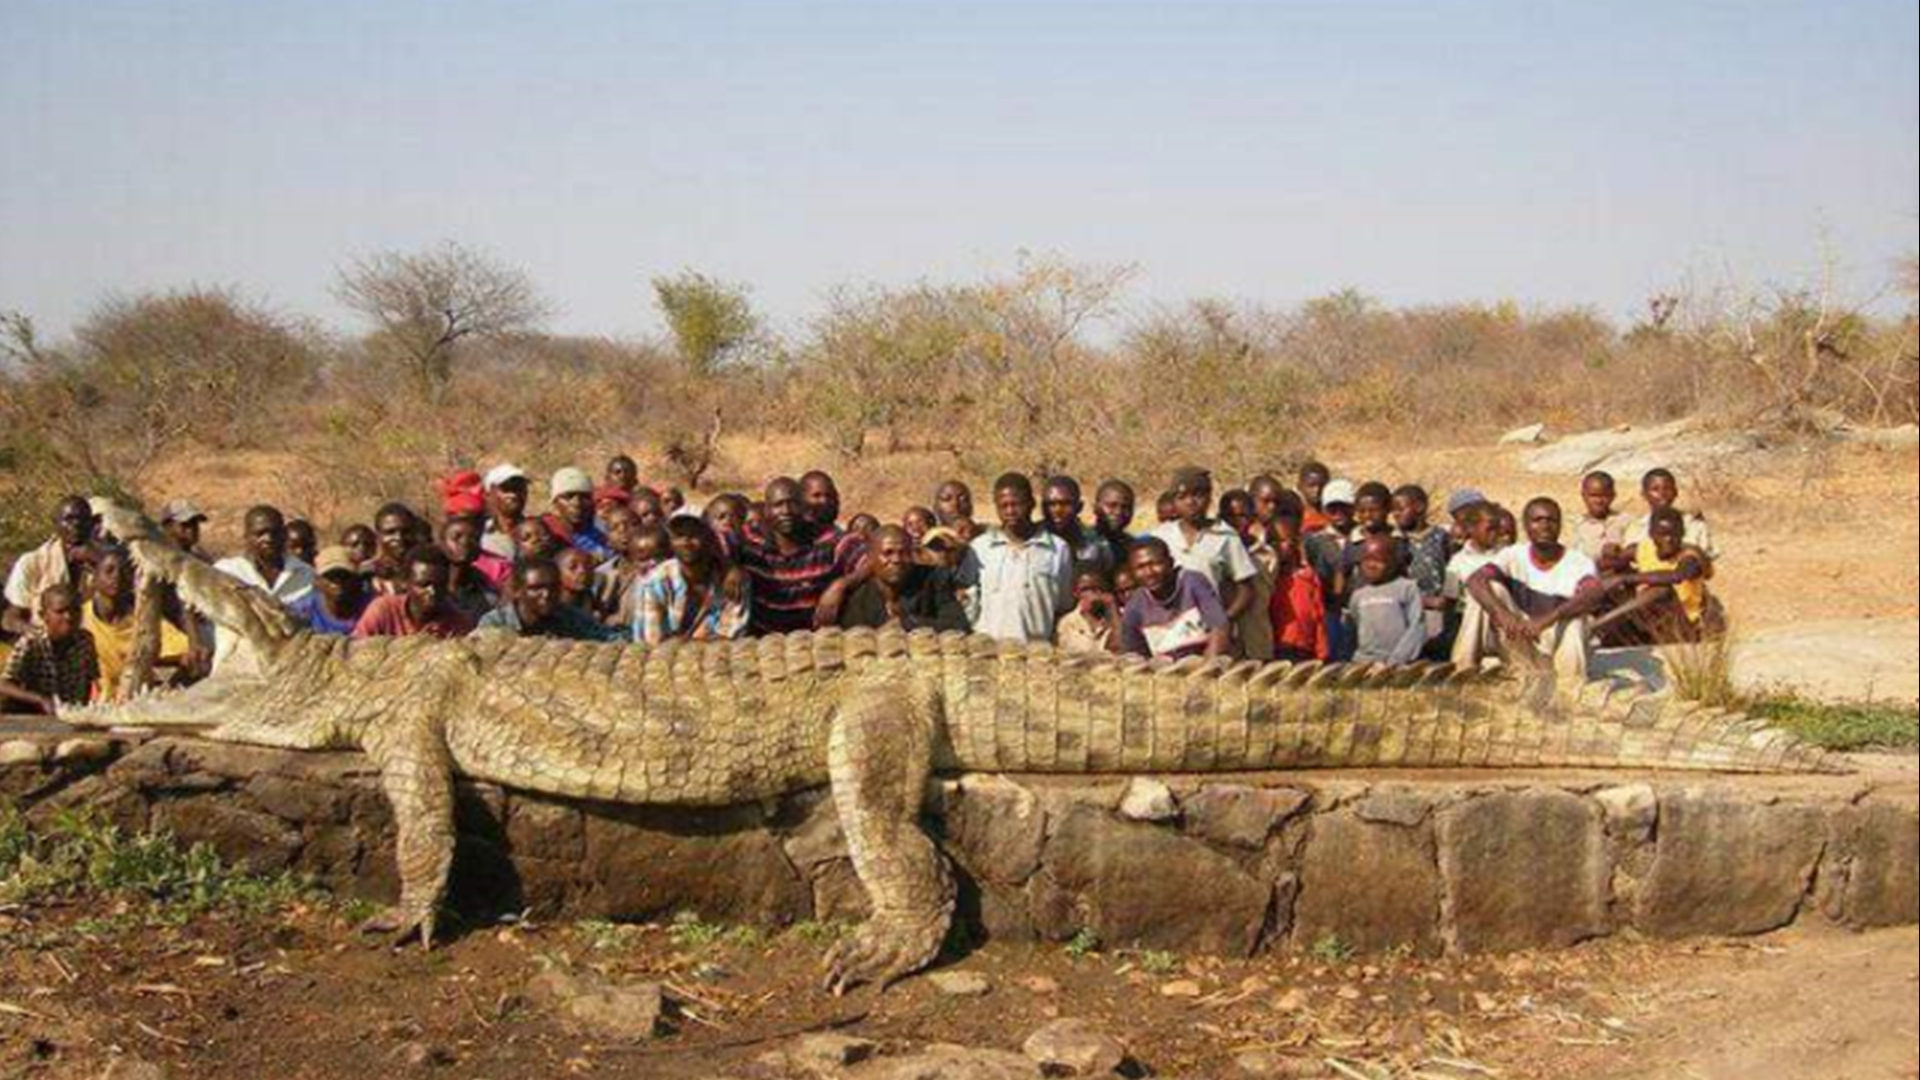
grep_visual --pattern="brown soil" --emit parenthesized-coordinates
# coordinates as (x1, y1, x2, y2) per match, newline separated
(2, 903, 1914, 1080)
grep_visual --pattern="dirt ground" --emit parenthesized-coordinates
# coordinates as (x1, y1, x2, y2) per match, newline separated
(2, 902, 1915, 1080)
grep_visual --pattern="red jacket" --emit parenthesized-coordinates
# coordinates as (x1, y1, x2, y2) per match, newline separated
(1268, 564, 1330, 661)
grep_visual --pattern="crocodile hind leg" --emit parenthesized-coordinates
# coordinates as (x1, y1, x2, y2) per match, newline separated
(824, 673, 957, 995)
(358, 680, 460, 949)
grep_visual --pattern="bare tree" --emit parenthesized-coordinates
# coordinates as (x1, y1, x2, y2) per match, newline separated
(334, 242, 550, 403)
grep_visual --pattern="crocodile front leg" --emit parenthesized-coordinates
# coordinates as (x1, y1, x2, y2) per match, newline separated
(824, 672, 956, 995)
(359, 690, 458, 949)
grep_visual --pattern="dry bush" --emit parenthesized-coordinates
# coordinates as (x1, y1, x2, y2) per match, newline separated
(1, 292, 320, 508)
(1662, 629, 1742, 709)
(6, 247, 1915, 552)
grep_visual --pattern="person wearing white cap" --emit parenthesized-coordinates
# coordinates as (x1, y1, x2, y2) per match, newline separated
(542, 467, 614, 561)
(1303, 479, 1360, 660)
(480, 464, 530, 561)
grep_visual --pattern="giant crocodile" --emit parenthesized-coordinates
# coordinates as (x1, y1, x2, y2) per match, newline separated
(60, 505, 1841, 993)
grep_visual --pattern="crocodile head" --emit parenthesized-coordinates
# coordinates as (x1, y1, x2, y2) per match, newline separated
(59, 502, 306, 733)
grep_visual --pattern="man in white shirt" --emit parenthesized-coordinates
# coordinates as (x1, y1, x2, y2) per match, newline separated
(1459, 497, 1607, 680)
(3, 496, 99, 635)
(959, 474, 1074, 643)
(1150, 467, 1260, 652)
(211, 505, 315, 676)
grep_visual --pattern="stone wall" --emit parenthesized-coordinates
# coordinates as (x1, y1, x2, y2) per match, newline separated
(4, 731, 1915, 955)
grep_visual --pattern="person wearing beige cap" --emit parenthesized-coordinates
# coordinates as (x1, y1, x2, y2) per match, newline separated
(541, 467, 614, 561)
(158, 500, 211, 558)
(287, 547, 372, 636)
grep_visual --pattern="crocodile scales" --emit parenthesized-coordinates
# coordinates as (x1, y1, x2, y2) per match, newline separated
(61, 505, 1843, 993)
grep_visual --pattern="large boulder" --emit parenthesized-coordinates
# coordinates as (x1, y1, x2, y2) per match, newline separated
(1039, 807, 1271, 956)
(1437, 790, 1611, 952)
(577, 802, 813, 925)
(1637, 788, 1826, 938)
(1827, 801, 1920, 929)
(1294, 810, 1441, 955)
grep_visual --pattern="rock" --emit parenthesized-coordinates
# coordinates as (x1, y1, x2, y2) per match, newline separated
(945, 776, 1049, 886)
(243, 774, 352, 825)
(1119, 779, 1179, 823)
(503, 796, 587, 862)
(1594, 784, 1658, 844)
(1294, 811, 1441, 955)
(1022, 1018, 1127, 1076)
(1521, 417, 1765, 478)
(1837, 422, 1920, 450)
(526, 968, 664, 1042)
(52, 738, 114, 764)
(1637, 789, 1826, 938)
(1233, 1051, 1329, 1077)
(781, 791, 852, 870)
(1353, 787, 1434, 828)
(791, 1033, 879, 1069)
(101, 1059, 171, 1080)
(1019, 975, 1061, 995)
(861, 1045, 1043, 1080)
(1499, 422, 1548, 445)
(150, 799, 303, 874)
(1183, 785, 1311, 849)
(929, 971, 994, 998)
(0, 741, 48, 767)
(579, 803, 812, 924)
(1043, 807, 1271, 957)
(398, 1041, 454, 1068)
(1828, 802, 1920, 929)
(1437, 791, 1610, 953)
(1731, 619, 1919, 707)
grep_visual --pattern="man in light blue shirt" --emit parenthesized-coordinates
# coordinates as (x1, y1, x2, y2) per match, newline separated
(959, 474, 1074, 643)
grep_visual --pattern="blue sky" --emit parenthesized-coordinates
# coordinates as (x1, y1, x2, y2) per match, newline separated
(2, 0, 1915, 340)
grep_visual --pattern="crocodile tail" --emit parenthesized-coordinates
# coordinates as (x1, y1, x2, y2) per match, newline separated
(1564, 674, 1848, 775)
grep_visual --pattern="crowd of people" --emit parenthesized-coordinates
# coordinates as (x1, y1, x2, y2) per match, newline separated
(0, 454, 1722, 714)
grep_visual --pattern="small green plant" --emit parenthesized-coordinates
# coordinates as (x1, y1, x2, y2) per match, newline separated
(0, 803, 314, 930)
(1749, 695, 1920, 752)
(1309, 934, 1357, 965)
(1133, 949, 1181, 975)
(668, 911, 730, 951)
(789, 920, 850, 948)
(0, 808, 315, 921)
(577, 919, 642, 952)
(1064, 928, 1102, 960)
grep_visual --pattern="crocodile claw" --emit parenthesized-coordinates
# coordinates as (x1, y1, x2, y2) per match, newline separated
(823, 913, 947, 996)
(360, 905, 438, 951)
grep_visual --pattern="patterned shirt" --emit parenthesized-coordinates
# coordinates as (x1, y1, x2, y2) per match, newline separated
(736, 527, 863, 636)
(1400, 525, 1453, 638)
(3, 627, 99, 707)
(634, 561, 751, 644)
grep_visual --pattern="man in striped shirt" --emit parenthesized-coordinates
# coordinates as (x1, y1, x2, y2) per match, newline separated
(736, 477, 864, 637)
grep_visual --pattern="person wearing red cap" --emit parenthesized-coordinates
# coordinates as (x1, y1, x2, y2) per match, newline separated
(440, 470, 488, 518)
